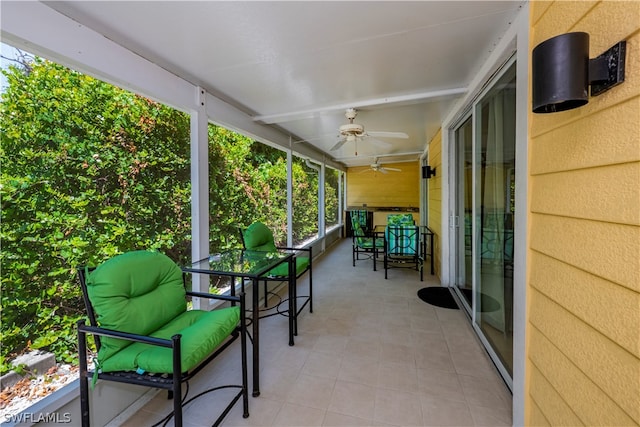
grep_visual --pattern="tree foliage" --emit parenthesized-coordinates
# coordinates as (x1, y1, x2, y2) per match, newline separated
(0, 55, 338, 374)
(1, 58, 191, 372)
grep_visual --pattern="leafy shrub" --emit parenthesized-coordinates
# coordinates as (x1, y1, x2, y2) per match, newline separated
(0, 55, 336, 375)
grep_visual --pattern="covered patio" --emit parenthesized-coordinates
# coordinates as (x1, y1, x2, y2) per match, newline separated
(2, 1, 522, 424)
(3, 0, 639, 425)
(117, 240, 511, 426)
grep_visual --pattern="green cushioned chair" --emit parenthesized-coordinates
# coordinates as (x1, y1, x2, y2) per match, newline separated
(384, 225, 423, 281)
(77, 250, 249, 427)
(351, 214, 384, 270)
(239, 222, 313, 329)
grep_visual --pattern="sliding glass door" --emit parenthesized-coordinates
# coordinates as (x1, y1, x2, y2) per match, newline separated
(453, 116, 473, 309)
(451, 58, 516, 380)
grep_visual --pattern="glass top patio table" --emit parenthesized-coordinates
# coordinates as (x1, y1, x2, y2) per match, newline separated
(183, 249, 296, 398)
(187, 249, 294, 278)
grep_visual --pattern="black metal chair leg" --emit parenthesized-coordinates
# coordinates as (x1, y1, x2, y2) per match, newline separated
(78, 322, 90, 427)
(172, 335, 183, 427)
(240, 296, 250, 419)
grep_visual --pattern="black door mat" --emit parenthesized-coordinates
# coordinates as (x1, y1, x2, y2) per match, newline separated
(417, 287, 459, 309)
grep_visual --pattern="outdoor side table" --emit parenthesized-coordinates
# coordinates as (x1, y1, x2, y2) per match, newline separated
(184, 249, 296, 397)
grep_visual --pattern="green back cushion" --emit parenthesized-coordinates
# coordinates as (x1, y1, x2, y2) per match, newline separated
(387, 214, 415, 226)
(87, 251, 186, 362)
(243, 222, 277, 252)
(351, 221, 365, 237)
(385, 225, 419, 255)
(352, 210, 368, 226)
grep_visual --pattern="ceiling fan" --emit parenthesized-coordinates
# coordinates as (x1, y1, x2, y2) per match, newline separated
(330, 108, 408, 154)
(360, 158, 402, 174)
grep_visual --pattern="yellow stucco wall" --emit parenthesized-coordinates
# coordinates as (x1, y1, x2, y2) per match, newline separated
(528, 1, 640, 425)
(427, 129, 442, 279)
(346, 161, 420, 207)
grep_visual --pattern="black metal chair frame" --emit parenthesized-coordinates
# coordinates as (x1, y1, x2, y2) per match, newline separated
(237, 228, 313, 335)
(350, 215, 383, 271)
(77, 268, 249, 427)
(383, 226, 424, 281)
(352, 229, 384, 271)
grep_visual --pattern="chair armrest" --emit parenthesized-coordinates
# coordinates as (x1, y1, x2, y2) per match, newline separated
(77, 323, 175, 348)
(181, 270, 246, 303)
(185, 290, 243, 304)
(275, 246, 312, 256)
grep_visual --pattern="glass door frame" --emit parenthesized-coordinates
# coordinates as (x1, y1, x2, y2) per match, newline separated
(448, 55, 517, 390)
(451, 112, 473, 315)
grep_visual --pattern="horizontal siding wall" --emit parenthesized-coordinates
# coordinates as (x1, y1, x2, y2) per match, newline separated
(346, 161, 419, 207)
(428, 129, 442, 278)
(527, 1, 640, 425)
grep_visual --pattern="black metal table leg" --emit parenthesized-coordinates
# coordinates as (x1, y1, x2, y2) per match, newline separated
(252, 276, 260, 397)
(289, 257, 295, 345)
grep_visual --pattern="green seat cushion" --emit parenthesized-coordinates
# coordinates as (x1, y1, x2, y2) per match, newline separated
(353, 221, 383, 249)
(98, 306, 239, 373)
(87, 251, 186, 362)
(243, 222, 277, 252)
(266, 256, 309, 278)
(355, 236, 384, 249)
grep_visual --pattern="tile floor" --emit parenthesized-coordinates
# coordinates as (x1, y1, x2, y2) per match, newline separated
(122, 239, 512, 426)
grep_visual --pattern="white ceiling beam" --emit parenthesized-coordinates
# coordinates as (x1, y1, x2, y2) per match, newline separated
(205, 94, 344, 170)
(252, 87, 468, 124)
(333, 151, 423, 162)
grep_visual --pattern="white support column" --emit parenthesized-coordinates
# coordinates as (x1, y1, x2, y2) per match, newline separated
(190, 87, 210, 309)
(342, 172, 346, 227)
(318, 163, 326, 239)
(287, 150, 293, 247)
(512, 6, 530, 426)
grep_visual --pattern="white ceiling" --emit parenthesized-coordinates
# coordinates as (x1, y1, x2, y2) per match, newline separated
(39, 1, 524, 167)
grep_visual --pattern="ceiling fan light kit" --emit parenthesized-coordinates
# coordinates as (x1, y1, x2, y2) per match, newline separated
(360, 158, 402, 174)
(330, 108, 409, 155)
(339, 123, 365, 137)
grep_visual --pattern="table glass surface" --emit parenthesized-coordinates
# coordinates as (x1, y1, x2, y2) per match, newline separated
(187, 249, 293, 278)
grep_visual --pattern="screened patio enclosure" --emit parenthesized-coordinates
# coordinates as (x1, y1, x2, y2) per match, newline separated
(2, 1, 530, 425)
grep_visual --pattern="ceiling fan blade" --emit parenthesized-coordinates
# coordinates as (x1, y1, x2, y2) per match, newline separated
(291, 132, 337, 144)
(330, 138, 347, 151)
(367, 131, 409, 139)
(384, 167, 402, 172)
(379, 168, 389, 174)
(367, 138, 392, 149)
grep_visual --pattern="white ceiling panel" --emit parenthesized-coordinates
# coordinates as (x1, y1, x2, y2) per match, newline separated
(40, 1, 524, 166)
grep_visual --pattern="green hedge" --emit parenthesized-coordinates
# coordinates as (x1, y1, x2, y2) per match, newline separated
(0, 57, 336, 374)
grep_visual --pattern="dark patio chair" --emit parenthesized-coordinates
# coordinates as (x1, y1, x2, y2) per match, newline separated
(351, 214, 384, 270)
(384, 225, 423, 281)
(77, 250, 249, 427)
(239, 222, 313, 323)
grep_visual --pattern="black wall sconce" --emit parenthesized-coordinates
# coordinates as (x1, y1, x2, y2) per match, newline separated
(532, 32, 626, 113)
(422, 165, 436, 179)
